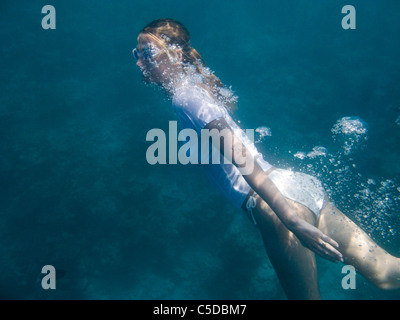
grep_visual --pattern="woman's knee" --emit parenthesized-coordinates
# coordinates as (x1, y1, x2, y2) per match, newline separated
(371, 258, 400, 290)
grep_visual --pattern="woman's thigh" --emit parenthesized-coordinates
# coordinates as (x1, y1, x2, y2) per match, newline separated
(317, 201, 400, 289)
(251, 194, 321, 299)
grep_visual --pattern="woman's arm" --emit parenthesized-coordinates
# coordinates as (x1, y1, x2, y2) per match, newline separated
(205, 118, 344, 262)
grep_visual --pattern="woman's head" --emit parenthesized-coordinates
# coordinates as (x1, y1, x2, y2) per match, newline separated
(134, 19, 237, 108)
(136, 20, 202, 72)
(134, 19, 203, 86)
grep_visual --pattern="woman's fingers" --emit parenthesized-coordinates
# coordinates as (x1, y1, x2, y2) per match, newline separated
(314, 244, 338, 262)
(322, 234, 340, 249)
(295, 222, 344, 262)
(319, 240, 344, 262)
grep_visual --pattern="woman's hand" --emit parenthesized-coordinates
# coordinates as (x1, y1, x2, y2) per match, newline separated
(290, 219, 344, 263)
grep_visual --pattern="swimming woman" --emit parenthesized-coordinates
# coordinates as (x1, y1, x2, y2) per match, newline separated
(133, 18, 400, 299)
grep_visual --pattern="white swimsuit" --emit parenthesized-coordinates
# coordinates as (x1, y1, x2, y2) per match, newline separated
(172, 83, 272, 209)
(172, 82, 325, 218)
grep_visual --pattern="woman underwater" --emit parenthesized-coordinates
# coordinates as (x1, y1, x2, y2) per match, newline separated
(133, 18, 400, 299)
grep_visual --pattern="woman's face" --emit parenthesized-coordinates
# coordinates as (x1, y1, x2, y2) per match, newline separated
(134, 33, 181, 86)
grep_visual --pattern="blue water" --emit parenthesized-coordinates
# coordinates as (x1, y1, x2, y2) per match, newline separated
(0, 0, 399, 299)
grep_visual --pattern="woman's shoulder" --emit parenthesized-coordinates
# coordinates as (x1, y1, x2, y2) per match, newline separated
(172, 83, 228, 127)
(172, 82, 217, 107)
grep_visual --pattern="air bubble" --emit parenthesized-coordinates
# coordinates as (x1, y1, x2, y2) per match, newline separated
(307, 146, 328, 158)
(255, 126, 272, 143)
(294, 152, 307, 160)
(331, 117, 368, 155)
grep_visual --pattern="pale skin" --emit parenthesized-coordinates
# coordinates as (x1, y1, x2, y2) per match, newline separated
(135, 33, 400, 299)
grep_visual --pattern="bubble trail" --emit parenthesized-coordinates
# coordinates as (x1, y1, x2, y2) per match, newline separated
(331, 116, 368, 155)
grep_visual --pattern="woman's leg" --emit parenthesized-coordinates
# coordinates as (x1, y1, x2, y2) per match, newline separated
(318, 201, 400, 290)
(250, 193, 321, 300)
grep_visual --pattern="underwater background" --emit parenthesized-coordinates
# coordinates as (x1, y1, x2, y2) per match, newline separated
(0, 0, 399, 299)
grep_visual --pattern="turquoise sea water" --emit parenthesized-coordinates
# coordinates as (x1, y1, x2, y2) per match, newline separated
(0, 0, 399, 299)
